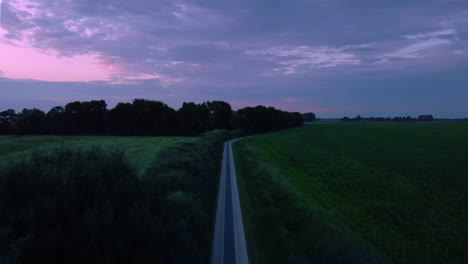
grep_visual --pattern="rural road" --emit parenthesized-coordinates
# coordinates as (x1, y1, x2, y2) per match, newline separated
(211, 138, 249, 264)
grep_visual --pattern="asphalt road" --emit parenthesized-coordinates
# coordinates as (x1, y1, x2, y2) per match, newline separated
(211, 138, 249, 264)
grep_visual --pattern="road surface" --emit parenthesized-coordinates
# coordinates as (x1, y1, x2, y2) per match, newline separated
(211, 138, 249, 264)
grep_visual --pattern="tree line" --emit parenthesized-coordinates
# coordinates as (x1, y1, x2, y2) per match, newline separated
(0, 100, 304, 135)
(340, 114, 434, 122)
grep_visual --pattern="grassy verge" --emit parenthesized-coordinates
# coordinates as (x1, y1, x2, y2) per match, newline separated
(234, 123, 468, 263)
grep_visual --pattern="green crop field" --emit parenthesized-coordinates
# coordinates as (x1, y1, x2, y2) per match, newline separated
(234, 122, 468, 263)
(0, 135, 196, 174)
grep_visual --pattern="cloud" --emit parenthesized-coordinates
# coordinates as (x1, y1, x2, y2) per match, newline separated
(111, 73, 183, 87)
(246, 46, 360, 74)
(404, 29, 456, 40)
(378, 38, 452, 61)
(0, 40, 111, 82)
(1, 0, 468, 117)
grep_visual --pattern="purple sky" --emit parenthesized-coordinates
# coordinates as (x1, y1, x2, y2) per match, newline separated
(1, 0, 468, 117)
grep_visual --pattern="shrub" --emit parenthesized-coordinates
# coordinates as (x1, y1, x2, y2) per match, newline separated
(141, 129, 228, 263)
(0, 147, 158, 264)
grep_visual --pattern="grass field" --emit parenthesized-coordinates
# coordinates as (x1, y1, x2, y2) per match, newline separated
(234, 122, 468, 263)
(0, 135, 196, 174)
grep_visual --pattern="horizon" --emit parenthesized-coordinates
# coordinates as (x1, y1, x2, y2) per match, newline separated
(1, 0, 468, 118)
(1, 97, 463, 120)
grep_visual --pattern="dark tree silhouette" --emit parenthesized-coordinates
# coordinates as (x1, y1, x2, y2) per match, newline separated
(1, 100, 303, 135)
(16, 108, 46, 134)
(234, 105, 303, 132)
(418, 115, 434, 122)
(0, 109, 16, 134)
(63, 100, 107, 134)
(206, 101, 233, 129)
(177, 102, 210, 134)
(131, 99, 177, 134)
(46, 106, 66, 134)
(340, 114, 434, 122)
(303, 112, 316, 122)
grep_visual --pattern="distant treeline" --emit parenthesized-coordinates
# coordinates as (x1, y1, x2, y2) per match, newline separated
(340, 114, 434, 122)
(0, 100, 304, 135)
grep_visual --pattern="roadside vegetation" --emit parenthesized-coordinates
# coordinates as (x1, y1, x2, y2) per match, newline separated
(0, 135, 196, 174)
(234, 122, 468, 263)
(0, 130, 228, 263)
(0, 98, 304, 263)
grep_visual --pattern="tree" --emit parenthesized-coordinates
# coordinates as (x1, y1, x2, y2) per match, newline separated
(109, 102, 137, 134)
(418, 114, 434, 122)
(133, 99, 177, 134)
(302, 112, 316, 122)
(46, 106, 66, 134)
(1, 99, 303, 135)
(16, 108, 46, 134)
(63, 100, 108, 134)
(177, 102, 210, 134)
(234, 105, 303, 132)
(0, 109, 16, 134)
(206, 101, 232, 129)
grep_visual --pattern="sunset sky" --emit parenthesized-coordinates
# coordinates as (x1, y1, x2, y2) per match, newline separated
(1, 0, 467, 117)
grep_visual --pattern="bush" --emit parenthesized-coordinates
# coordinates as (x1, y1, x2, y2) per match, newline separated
(141, 129, 228, 263)
(0, 148, 156, 263)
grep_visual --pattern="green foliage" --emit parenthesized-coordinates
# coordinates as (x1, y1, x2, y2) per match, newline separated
(235, 122, 468, 263)
(141, 129, 228, 262)
(0, 135, 196, 174)
(233, 143, 386, 264)
(0, 148, 147, 263)
(0, 130, 228, 263)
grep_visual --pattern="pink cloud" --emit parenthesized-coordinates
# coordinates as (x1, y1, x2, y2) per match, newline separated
(0, 36, 111, 82)
(95, 55, 129, 76)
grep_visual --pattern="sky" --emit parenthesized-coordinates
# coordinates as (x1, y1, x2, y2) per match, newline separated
(0, 0, 467, 118)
